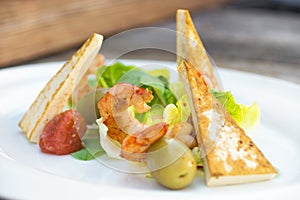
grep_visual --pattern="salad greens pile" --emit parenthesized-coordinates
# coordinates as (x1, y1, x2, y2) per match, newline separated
(72, 62, 260, 161)
(96, 62, 177, 107)
(72, 62, 184, 160)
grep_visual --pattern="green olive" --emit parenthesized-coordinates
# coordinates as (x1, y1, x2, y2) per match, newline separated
(147, 137, 197, 189)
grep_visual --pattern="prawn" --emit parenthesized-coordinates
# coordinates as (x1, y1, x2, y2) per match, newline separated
(121, 122, 169, 162)
(98, 83, 154, 143)
(98, 83, 169, 162)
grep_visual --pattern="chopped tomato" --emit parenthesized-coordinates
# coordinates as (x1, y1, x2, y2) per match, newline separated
(39, 110, 87, 155)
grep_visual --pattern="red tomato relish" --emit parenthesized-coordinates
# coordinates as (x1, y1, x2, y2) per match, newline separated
(39, 110, 87, 155)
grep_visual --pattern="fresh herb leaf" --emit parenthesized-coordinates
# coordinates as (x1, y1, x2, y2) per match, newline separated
(71, 128, 105, 161)
(71, 147, 96, 161)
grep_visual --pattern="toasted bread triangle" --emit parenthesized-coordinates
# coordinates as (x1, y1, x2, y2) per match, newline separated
(19, 33, 103, 143)
(176, 9, 222, 91)
(178, 61, 277, 186)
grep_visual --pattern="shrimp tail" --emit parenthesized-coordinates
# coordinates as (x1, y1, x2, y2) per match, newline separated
(120, 122, 169, 162)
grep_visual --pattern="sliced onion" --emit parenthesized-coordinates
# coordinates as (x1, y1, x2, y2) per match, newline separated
(96, 118, 123, 160)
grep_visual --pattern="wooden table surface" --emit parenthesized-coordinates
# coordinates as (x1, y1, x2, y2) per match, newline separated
(8, 4, 300, 85)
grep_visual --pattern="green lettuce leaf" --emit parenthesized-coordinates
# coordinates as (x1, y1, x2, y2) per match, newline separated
(87, 75, 98, 88)
(170, 81, 186, 99)
(163, 104, 180, 125)
(163, 95, 191, 125)
(146, 68, 170, 81)
(211, 90, 260, 131)
(96, 62, 178, 107)
(71, 128, 105, 161)
(192, 147, 203, 167)
(176, 95, 190, 122)
(71, 147, 97, 161)
(142, 104, 164, 125)
(164, 88, 177, 106)
(96, 62, 136, 88)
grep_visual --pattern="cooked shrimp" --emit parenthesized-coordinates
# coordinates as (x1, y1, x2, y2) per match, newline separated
(121, 122, 168, 162)
(98, 83, 153, 143)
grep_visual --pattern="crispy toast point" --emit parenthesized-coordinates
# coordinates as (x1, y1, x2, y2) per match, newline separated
(178, 61, 277, 186)
(19, 33, 103, 143)
(176, 9, 222, 91)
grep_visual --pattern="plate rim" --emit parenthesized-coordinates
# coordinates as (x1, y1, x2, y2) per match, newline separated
(0, 60, 300, 200)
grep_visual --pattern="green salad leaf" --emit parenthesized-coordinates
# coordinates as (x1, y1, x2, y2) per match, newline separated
(192, 147, 203, 167)
(146, 68, 170, 80)
(71, 128, 105, 161)
(71, 147, 96, 161)
(142, 104, 164, 125)
(87, 75, 98, 88)
(211, 90, 260, 131)
(96, 62, 135, 88)
(176, 95, 190, 122)
(163, 88, 177, 106)
(163, 95, 191, 125)
(118, 69, 167, 106)
(170, 81, 186, 100)
(96, 62, 177, 107)
(163, 104, 180, 125)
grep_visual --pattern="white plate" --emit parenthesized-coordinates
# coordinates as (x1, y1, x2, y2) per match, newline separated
(0, 60, 300, 200)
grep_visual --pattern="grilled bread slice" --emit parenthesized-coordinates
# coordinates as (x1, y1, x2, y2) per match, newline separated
(178, 61, 277, 186)
(19, 33, 103, 143)
(176, 9, 222, 91)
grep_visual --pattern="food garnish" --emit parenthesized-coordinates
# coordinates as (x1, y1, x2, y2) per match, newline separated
(147, 137, 197, 189)
(39, 110, 86, 155)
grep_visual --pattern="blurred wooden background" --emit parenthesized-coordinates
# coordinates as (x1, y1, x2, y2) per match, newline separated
(1, 0, 300, 85)
(0, 0, 231, 67)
